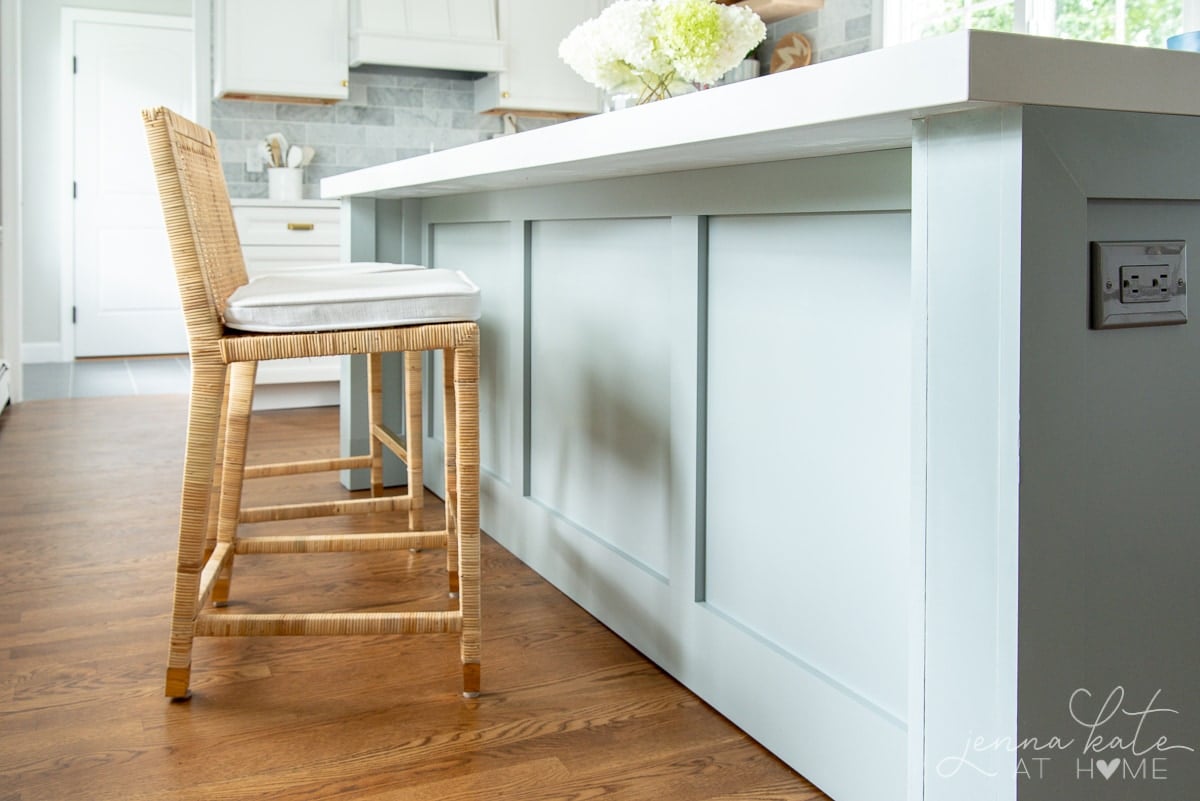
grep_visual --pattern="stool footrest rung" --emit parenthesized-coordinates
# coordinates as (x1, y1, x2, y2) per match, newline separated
(245, 455, 372, 479)
(372, 423, 408, 464)
(240, 495, 411, 523)
(235, 530, 448, 554)
(193, 611, 462, 637)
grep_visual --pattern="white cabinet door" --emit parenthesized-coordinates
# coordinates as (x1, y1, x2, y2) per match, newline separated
(475, 0, 603, 115)
(350, 0, 503, 72)
(214, 0, 348, 102)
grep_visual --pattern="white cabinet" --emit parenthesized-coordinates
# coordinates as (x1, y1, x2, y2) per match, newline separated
(233, 201, 342, 278)
(231, 200, 342, 407)
(474, 0, 603, 116)
(349, 0, 504, 72)
(213, 0, 349, 103)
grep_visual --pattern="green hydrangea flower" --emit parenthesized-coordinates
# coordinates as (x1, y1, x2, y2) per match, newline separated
(655, 0, 725, 83)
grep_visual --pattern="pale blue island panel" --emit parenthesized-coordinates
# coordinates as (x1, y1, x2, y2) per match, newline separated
(326, 31, 1200, 801)
(706, 210, 912, 724)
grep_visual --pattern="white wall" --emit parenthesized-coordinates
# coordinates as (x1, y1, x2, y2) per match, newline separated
(19, 0, 190, 361)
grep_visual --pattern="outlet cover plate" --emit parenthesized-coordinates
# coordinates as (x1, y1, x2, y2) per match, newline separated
(1090, 240, 1187, 329)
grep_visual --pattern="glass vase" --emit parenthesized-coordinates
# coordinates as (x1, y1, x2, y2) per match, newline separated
(636, 71, 678, 104)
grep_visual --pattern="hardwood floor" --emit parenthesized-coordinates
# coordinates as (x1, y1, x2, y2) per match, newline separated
(0, 396, 830, 801)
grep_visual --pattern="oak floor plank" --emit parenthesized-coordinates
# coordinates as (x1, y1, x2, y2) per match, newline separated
(0, 396, 831, 801)
(351, 757, 573, 801)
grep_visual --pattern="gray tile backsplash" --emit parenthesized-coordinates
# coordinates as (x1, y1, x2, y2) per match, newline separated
(759, 0, 877, 71)
(214, 65, 503, 199)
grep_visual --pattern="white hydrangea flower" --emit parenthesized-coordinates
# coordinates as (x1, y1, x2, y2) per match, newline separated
(558, 0, 766, 99)
(602, 0, 672, 76)
(559, 1, 655, 94)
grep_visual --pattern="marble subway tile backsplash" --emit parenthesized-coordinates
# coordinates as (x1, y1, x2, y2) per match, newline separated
(759, 0, 877, 70)
(214, 65, 503, 199)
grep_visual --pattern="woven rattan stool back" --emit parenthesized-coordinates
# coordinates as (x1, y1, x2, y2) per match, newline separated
(143, 106, 249, 345)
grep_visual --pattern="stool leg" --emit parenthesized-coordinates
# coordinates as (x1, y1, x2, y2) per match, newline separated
(441, 349, 458, 598)
(367, 353, 384, 497)
(165, 355, 227, 700)
(454, 334, 481, 698)
(203, 367, 232, 564)
(404, 351, 424, 531)
(211, 361, 256, 607)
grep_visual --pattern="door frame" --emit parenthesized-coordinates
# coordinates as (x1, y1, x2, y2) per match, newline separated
(2, 0, 22, 399)
(58, 8, 193, 361)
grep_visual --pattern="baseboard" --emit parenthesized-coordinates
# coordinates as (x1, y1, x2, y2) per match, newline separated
(0, 360, 10, 413)
(21, 341, 64, 363)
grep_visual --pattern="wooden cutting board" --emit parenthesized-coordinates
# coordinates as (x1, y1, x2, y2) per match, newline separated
(770, 32, 813, 72)
(715, 0, 824, 24)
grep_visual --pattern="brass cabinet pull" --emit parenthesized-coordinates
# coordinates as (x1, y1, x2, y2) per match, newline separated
(287, 222, 315, 231)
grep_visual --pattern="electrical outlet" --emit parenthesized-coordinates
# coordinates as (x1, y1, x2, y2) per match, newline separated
(246, 146, 263, 174)
(1119, 264, 1172, 304)
(1090, 241, 1187, 329)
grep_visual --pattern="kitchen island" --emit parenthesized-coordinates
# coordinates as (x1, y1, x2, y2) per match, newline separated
(323, 31, 1200, 801)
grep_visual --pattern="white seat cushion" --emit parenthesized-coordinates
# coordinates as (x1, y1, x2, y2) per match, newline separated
(224, 267, 481, 333)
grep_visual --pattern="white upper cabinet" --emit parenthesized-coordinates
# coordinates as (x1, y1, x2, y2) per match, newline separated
(213, 0, 349, 102)
(475, 0, 603, 116)
(349, 0, 504, 73)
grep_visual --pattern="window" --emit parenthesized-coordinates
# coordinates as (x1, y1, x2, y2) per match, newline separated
(884, 0, 1183, 48)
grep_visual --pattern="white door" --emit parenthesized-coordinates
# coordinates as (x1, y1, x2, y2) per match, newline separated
(70, 13, 193, 357)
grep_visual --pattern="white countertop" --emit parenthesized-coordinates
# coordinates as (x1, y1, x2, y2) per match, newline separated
(229, 198, 340, 207)
(321, 30, 1200, 200)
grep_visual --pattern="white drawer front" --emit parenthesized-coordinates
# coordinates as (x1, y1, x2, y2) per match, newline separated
(241, 244, 343, 278)
(232, 205, 341, 247)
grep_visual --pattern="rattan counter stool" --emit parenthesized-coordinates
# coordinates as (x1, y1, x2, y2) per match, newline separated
(143, 106, 481, 700)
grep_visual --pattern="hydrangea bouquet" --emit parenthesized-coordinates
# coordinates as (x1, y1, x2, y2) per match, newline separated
(559, 0, 766, 105)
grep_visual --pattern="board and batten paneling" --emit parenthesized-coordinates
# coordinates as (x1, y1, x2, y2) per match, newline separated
(343, 148, 914, 801)
(704, 211, 912, 723)
(913, 106, 1025, 801)
(528, 218, 674, 579)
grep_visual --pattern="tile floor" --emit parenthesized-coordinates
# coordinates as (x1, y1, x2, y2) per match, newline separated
(22, 357, 190, 401)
